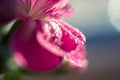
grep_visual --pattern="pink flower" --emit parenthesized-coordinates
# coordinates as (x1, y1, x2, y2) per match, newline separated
(10, 0, 87, 72)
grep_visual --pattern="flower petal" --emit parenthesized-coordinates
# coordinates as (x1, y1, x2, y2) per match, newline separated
(36, 19, 86, 67)
(56, 20, 86, 67)
(21, 0, 71, 18)
(10, 18, 63, 72)
(36, 19, 65, 56)
(50, 5, 74, 19)
(65, 59, 88, 73)
(30, 0, 69, 13)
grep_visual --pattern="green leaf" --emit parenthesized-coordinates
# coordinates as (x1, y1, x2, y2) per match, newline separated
(0, 20, 16, 43)
(3, 58, 23, 80)
(0, 19, 23, 44)
(0, 58, 5, 74)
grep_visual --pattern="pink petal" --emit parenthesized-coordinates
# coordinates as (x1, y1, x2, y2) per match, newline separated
(18, 0, 71, 19)
(30, 0, 69, 12)
(10, 18, 63, 72)
(58, 20, 86, 67)
(36, 19, 65, 56)
(17, 0, 31, 19)
(50, 5, 74, 19)
(36, 19, 86, 67)
(40, 0, 71, 18)
(65, 59, 88, 73)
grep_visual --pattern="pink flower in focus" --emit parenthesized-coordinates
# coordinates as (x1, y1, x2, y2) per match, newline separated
(10, 0, 87, 72)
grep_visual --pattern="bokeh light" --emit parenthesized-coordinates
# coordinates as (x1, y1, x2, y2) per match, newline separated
(108, 0, 120, 32)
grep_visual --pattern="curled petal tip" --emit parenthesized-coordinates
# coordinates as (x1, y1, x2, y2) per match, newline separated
(67, 59, 88, 73)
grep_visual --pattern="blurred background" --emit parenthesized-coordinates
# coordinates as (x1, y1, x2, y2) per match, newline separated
(66, 0, 120, 80)
(0, 0, 120, 80)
